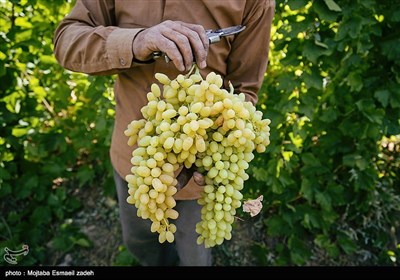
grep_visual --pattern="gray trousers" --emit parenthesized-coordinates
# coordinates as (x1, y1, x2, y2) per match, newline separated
(113, 169, 212, 266)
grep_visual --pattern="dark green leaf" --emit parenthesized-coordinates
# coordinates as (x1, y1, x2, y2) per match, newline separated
(113, 246, 139, 266)
(0, 183, 12, 197)
(76, 167, 95, 187)
(51, 236, 71, 251)
(266, 216, 287, 236)
(288, 0, 309, 10)
(276, 74, 298, 92)
(319, 107, 338, 123)
(251, 166, 269, 182)
(314, 234, 329, 248)
(343, 154, 369, 171)
(300, 179, 314, 201)
(0, 168, 11, 180)
(301, 153, 319, 166)
(391, 10, 400, 22)
(314, 234, 339, 257)
(302, 40, 331, 64)
(302, 71, 323, 90)
(347, 72, 363, 92)
(313, 0, 339, 21)
(374, 89, 390, 107)
(17, 175, 38, 199)
(288, 236, 311, 264)
(30, 206, 52, 225)
(315, 191, 332, 210)
(24, 175, 39, 189)
(354, 170, 375, 191)
(390, 87, 400, 108)
(356, 99, 384, 124)
(338, 236, 357, 254)
(348, 16, 363, 39)
(47, 194, 60, 207)
(381, 38, 400, 60)
(383, 118, 400, 135)
(326, 243, 340, 257)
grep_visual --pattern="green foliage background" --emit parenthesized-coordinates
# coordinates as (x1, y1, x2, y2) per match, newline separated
(1, 0, 399, 265)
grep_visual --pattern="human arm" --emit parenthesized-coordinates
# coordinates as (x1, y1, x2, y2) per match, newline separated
(53, 0, 209, 75)
(53, 0, 143, 75)
(225, 0, 276, 104)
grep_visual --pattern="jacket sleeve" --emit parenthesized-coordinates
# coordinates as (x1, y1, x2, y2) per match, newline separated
(53, 0, 145, 75)
(225, 0, 275, 104)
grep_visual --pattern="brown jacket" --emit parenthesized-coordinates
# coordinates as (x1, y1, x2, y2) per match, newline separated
(53, 0, 275, 200)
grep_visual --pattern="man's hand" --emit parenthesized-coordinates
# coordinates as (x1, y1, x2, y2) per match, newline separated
(132, 20, 209, 72)
(176, 166, 205, 191)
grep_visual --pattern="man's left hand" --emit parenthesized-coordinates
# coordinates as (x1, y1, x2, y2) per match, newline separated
(176, 166, 205, 191)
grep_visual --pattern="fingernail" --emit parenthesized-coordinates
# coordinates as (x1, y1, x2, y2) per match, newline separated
(199, 61, 207, 69)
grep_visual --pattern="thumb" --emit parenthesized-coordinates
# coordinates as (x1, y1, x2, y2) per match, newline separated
(193, 171, 205, 186)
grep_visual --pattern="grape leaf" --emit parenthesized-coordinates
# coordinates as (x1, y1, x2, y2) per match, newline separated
(323, 0, 342, 12)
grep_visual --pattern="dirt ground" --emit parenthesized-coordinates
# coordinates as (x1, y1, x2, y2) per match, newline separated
(56, 186, 266, 266)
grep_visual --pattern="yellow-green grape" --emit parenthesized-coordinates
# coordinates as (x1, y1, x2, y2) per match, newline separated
(125, 65, 271, 246)
(158, 230, 167, 243)
(166, 231, 175, 243)
(155, 73, 170, 85)
(125, 127, 179, 242)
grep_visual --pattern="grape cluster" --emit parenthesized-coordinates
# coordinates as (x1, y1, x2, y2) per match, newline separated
(124, 65, 270, 247)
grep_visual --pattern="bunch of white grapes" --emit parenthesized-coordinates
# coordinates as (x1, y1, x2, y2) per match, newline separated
(124, 65, 271, 247)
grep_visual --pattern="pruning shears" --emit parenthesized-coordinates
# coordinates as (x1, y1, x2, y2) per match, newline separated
(152, 25, 246, 62)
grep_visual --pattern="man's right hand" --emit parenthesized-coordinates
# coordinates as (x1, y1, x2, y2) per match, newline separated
(132, 20, 209, 72)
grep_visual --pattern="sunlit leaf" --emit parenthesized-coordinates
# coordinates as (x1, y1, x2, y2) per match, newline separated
(323, 0, 342, 12)
(15, 17, 33, 28)
(74, 238, 91, 248)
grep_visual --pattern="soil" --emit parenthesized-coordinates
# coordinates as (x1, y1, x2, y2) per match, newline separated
(55, 185, 265, 266)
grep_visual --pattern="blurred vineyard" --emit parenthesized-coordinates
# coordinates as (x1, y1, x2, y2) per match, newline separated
(1, 0, 399, 266)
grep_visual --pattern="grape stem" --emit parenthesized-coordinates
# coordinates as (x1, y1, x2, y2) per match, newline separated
(234, 216, 245, 222)
(163, 218, 169, 226)
(228, 81, 235, 94)
(187, 63, 199, 77)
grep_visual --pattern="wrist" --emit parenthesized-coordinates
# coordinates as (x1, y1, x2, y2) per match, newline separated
(132, 29, 155, 64)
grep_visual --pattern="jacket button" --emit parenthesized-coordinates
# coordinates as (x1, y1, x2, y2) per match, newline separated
(119, 58, 126, 66)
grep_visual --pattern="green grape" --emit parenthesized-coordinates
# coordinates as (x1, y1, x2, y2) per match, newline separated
(125, 64, 271, 246)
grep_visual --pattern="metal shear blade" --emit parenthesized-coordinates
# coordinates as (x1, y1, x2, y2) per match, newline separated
(206, 25, 246, 43)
